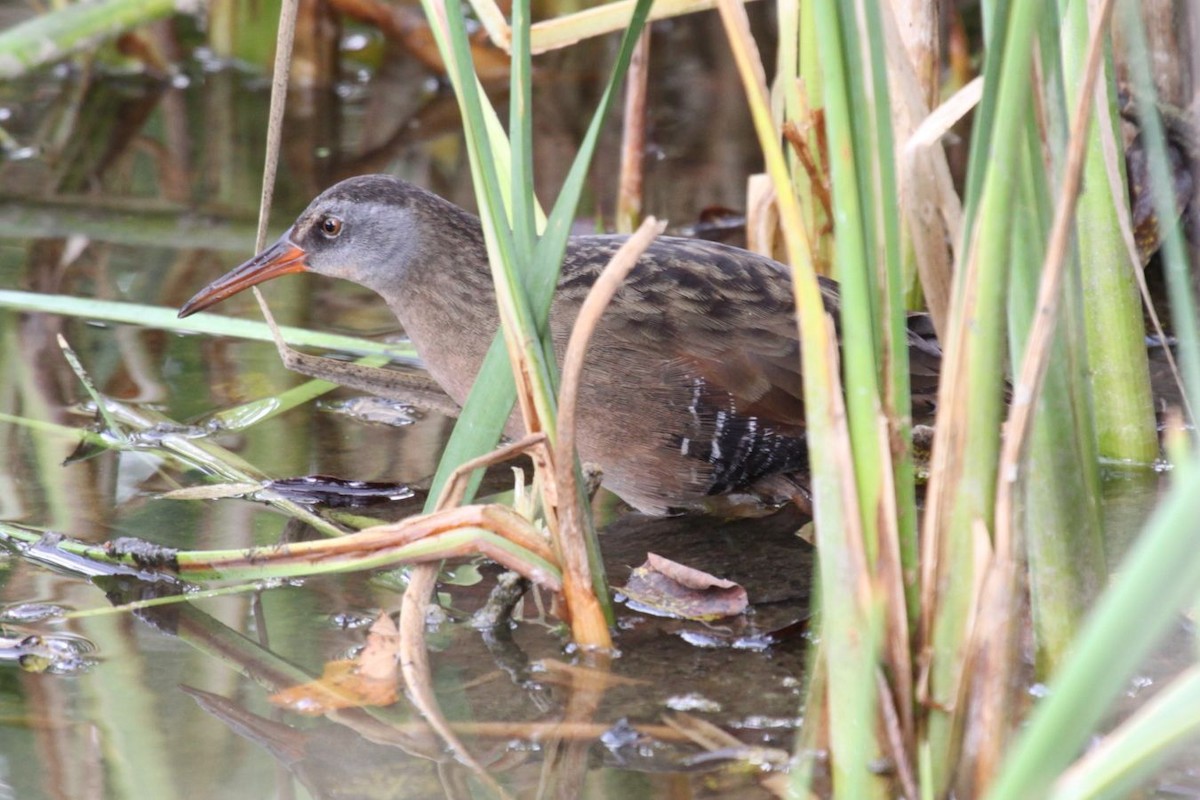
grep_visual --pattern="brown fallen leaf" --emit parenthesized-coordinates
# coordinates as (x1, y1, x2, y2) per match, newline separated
(270, 613, 400, 715)
(619, 553, 749, 621)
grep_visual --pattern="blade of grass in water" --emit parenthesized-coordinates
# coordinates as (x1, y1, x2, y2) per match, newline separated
(1049, 665, 1200, 800)
(0, 290, 416, 362)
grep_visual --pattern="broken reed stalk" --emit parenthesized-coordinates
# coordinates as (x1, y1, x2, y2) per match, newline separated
(399, 563, 512, 798)
(886, 6, 969, 340)
(390, 436, 575, 800)
(554, 217, 665, 650)
(168, 503, 561, 584)
(247, 0, 298, 339)
(615, 29, 650, 233)
(433, 433, 548, 509)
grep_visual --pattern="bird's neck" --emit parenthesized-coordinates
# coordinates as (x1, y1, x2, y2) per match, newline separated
(389, 196, 499, 406)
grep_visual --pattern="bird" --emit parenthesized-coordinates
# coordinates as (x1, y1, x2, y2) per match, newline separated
(179, 174, 940, 516)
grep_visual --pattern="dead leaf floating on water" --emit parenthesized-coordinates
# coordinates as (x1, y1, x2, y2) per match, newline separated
(619, 553, 749, 621)
(270, 613, 400, 715)
(266, 475, 416, 507)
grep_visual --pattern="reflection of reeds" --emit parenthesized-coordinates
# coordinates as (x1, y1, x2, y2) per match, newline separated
(0, 0, 179, 79)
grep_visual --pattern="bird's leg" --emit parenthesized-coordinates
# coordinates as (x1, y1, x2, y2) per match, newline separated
(277, 345, 461, 418)
(254, 288, 461, 418)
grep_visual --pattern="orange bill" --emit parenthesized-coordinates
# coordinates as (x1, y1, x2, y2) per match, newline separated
(178, 233, 309, 317)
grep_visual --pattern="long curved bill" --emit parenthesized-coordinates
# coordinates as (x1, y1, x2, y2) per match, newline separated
(178, 233, 310, 318)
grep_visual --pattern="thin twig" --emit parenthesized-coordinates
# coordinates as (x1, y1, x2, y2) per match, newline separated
(782, 120, 834, 223)
(615, 30, 650, 233)
(56, 334, 124, 438)
(876, 668, 918, 800)
(249, 0, 299, 343)
(434, 433, 547, 510)
(396, 495, 517, 798)
(398, 564, 513, 799)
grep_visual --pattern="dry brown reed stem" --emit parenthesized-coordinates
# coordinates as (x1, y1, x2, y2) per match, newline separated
(554, 216, 665, 650)
(254, 0, 297, 255)
(391, 442, 570, 800)
(745, 173, 780, 257)
(433, 433, 548, 510)
(390, 429, 615, 798)
(782, 121, 834, 224)
(399, 564, 513, 799)
(463, 0, 764, 55)
(247, 0, 299, 335)
(179, 503, 560, 586)
(889, 0, 940, 109)
(616, 29, 650, 233)
(883, 0, 957, 339)
(895, 59, 982, 339)
(872, 412, 914, 746)
(387, 428, 641, 798)
(876, 669, 918, 800)
(993, 0, 1116, 558)
(393, 398, 571, 800)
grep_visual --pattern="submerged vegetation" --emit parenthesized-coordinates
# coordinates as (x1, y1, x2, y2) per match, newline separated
(0, 0, 1198, 798)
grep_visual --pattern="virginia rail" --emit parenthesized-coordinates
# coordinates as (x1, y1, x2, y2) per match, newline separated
(179, 175, 940, 515)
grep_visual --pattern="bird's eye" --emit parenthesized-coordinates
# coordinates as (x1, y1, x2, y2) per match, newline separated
(319, 216, 343, 237)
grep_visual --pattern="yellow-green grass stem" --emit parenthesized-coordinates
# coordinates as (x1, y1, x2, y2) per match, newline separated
(1062, 0, 1159, 463)
(922, 0, 1047, 791)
